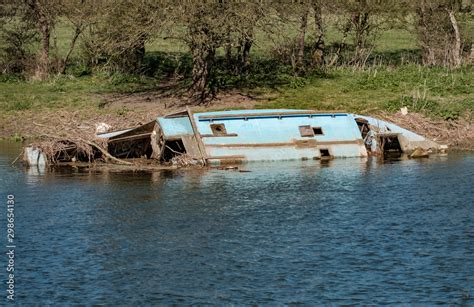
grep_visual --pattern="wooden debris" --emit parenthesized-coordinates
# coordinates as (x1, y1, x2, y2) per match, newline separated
(81, 139, 132, 165)
(409, 147, 429, 159)
(170, 154, 203, 168)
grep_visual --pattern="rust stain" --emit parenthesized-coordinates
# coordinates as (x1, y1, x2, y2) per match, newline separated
(205, 139, 363, 148)
(207, 155, 246, 160)
(294, 139, 317, 147)
(200, 133, 238, 138)
(107, 132, 152, 143)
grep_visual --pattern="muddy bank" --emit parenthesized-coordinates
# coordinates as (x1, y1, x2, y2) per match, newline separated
(0, 92, 256, 142)
(379, 112, 474, 151)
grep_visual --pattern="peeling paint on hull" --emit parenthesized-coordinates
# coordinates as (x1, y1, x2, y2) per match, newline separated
(152, 109, 446, 164)
(26, 109, 447, 167)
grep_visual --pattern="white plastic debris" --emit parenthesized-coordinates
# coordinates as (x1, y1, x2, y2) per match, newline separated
(439, 144, 449, 154)
(401, 107, 408, 116)
(24, 147, 46, 167)
(95, 123, 112, 134)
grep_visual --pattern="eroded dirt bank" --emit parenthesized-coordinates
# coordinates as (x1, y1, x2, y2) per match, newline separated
(379, 112, 474, 151)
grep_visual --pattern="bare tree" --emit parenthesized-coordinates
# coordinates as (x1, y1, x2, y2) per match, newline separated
(414, 0, 464, 68)
(446, 6, 462, 67)
(167, 1, 264, 104)
(311, 0, 325, 67)
(24, 0, 60, 80)
(176, 2, 227, 103)
(82, 0, 163, 74)
(233, 2, 263, 74)
(0, 1, 38, 75)
(221, 2, 266, 75)
(295, 2, 310, 75)
(269, 0, 313, 76)
(469, 43, 474, 64)
(327, 0, 399, 67)
(58, 0, 97, 74)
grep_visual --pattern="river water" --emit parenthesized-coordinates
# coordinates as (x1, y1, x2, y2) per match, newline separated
(0, 141, 473, 304)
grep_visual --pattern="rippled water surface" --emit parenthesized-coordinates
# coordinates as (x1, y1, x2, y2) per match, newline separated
(0, 141, 473, 304)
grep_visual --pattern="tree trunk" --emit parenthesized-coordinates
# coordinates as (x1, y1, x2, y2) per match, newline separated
(35, 15, 51, 80)
(225, 43, 232, 69)
(295, 6, 309, 75)
(311, 0, 324, 67)
(416, 1, 436, 66)
(132, 40, 146, 72)
(469, 43, 474, 64)
(328, 18, 352, 67)
(26, 0, 54, 80)
(60, 25, 82, 74)
(241, 32, 253, 73)
(352, 10, 370, 65)
(224, 29, 233, 69)
(447, 9, 461, 68)
(188, 47, 215, 105)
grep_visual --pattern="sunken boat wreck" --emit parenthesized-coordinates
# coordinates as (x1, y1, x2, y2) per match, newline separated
(24, 109, 448, 167)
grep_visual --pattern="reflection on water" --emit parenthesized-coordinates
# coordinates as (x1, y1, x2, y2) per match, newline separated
(0, 141, 473, 304)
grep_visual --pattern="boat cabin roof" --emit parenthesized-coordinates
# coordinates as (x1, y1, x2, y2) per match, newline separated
(195, 109, 347, 121)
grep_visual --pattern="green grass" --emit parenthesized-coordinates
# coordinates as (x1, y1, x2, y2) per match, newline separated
(0, 74, 158, 112)
(1, 15, 473, 120)
(1, 65, 471, 121)
(257, 65, 474, 119)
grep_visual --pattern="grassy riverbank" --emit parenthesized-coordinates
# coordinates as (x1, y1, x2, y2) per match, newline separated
(1, 64, 472, 116)
(1, 64, 473, 148)
(2, 64, 473, 112)
(0, 67, 473, 150)
(1, 19, 473, 148)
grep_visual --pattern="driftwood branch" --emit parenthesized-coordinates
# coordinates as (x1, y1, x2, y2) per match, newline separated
(81, 139, 132, 165)
(165, 145, 183, 155)
(11, 151, 23, 166)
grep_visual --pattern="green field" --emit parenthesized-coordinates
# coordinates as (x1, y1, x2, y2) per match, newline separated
(1, 18, 473, 120)
(260, 66, 474, 120)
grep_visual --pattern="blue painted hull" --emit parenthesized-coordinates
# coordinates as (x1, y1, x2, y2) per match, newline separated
(154, 109, 445, 164)
(29, 109, 446, 166)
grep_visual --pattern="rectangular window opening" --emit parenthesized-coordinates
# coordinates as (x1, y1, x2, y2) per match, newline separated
(299, 125, 314, 137)
(380, 135, 403, 159)
(210, 123, 227, 136)
(162, 139, 187, 161)
(312, 127, 323, 135)
(320, 148, 331, 157)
